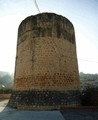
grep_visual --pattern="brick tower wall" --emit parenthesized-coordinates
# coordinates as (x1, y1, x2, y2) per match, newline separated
(8, 13, 80, 110)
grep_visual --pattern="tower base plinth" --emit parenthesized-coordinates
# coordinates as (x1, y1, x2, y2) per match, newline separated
(8, 90, 80, 110)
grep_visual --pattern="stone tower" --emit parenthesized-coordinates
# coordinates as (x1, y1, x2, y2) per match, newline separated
(8, 13, 80, 110)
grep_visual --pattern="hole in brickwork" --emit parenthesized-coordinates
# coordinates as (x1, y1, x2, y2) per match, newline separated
(15, 73, 75, 89)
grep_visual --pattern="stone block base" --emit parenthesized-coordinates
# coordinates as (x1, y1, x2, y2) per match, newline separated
(8, 90, 80, 110)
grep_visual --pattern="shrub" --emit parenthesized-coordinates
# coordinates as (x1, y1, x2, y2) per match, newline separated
(0, 88, 12, 94)
(80, 86, 98, 106)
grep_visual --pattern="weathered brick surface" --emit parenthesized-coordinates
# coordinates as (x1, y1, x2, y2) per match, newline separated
(8, 13, 80, 110)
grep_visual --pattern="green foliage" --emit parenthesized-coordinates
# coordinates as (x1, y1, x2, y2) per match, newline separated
(80, 86, 98, 106)
(79, 72, 98, 81)
(0, 71, 14, 89)
(0, 88, 12, 94)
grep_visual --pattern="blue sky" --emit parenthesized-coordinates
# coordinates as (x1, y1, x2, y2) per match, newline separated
(0, 0, 98, 74)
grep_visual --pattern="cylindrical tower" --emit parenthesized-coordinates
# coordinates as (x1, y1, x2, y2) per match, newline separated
(8, 13, 80, 110)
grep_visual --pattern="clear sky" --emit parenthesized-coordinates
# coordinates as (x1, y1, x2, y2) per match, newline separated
(0, 0, 98, 74)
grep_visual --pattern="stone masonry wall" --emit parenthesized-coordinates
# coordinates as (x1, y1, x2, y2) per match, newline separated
(8, 90, 80, 109)
(8, 13, 80, 110)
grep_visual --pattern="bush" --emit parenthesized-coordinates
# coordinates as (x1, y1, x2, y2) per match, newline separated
(0, 88, 12, 94)
(80, 86, 98, 106)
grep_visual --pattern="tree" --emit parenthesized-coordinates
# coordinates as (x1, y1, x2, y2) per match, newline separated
(0, 71, 14, 89)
